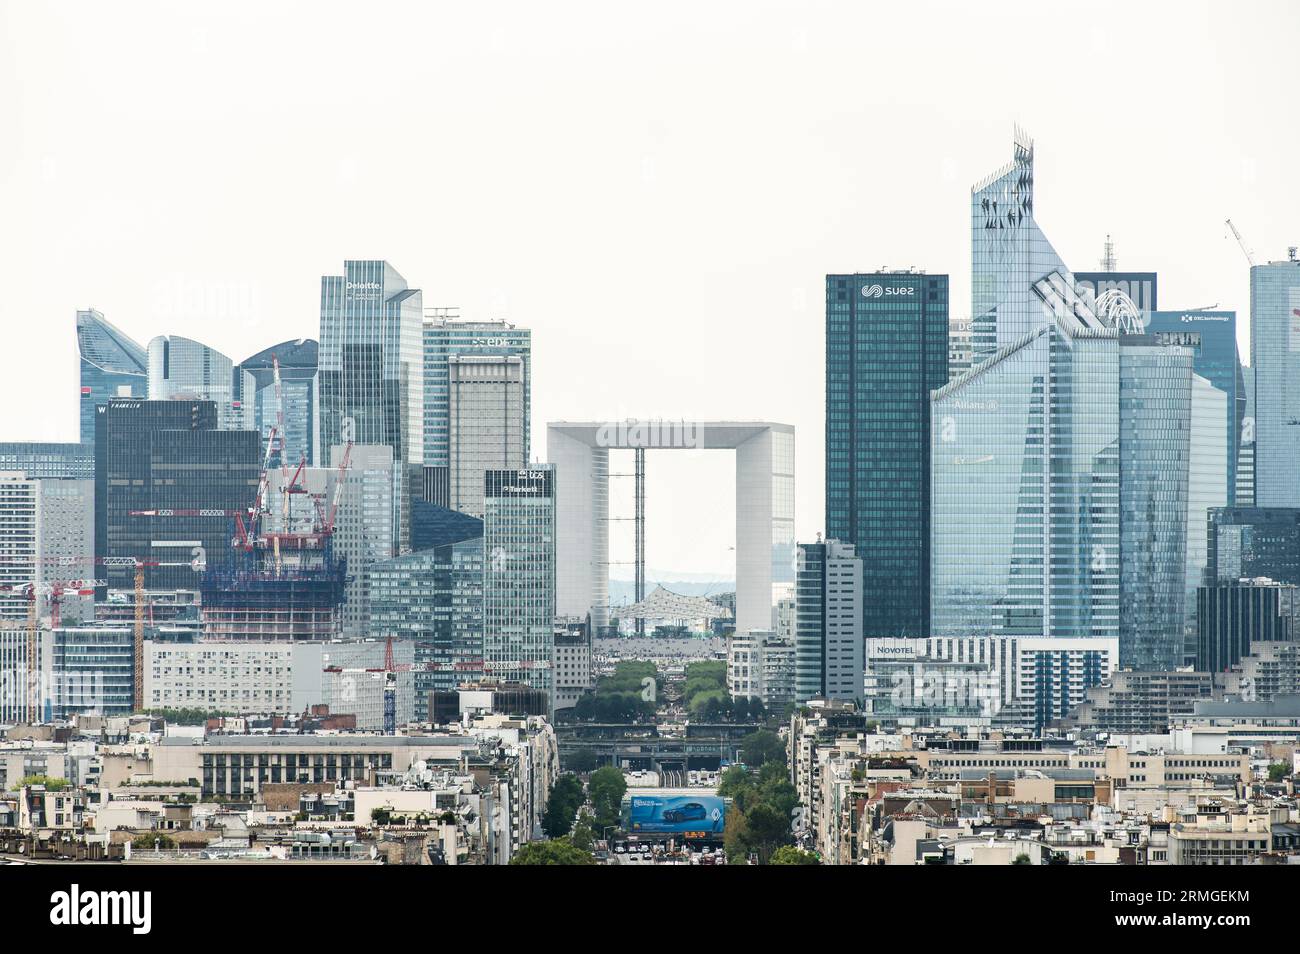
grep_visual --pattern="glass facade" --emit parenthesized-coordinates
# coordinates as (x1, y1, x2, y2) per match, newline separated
(1206, 507, 1300, 585)
(76, 309, 147, 450)
(319, 261, 424, 552)
(969, 130, 1068, 361)
(1147, 309, 1243, 505)
(423, 318, 531, 468)
(793, 539, 863, 704)
(94, 399, 261, 591)
(1250, 259, 1300, 507)
(369, 534, 484, 700)
(1186, 374, 1229, 659)
(234, 338, 319, 467)
(483, 467, 555, 704)
(0, 442, 93, 480)
(826, 272, 948, 637)
(147, 335, 246, 430)
(935, 134, 1126, 643)
(1119, 338, 1193, 670)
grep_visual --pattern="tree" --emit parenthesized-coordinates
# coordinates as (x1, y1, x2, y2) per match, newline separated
(17, 774, 67, 791)
(131, 833, 176, 850)
(1267, 762, 1290, 783)
(587, 766, 627, 829)
(542, 774, 585, 838)
(770, 845, 820, 865)
(1012, 853, 1032, 865)
(510, 839, 594, 865)
(570, 813, 596, 852)
(744, 802, 793, 863)
(740, 729, 786, 769)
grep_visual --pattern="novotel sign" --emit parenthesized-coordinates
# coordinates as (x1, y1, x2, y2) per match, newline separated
(861, 284, 916, 299)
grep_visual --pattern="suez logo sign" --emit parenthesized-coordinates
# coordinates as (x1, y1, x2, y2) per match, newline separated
(861, 284, 917, 299)
(49, 884, 151, 935)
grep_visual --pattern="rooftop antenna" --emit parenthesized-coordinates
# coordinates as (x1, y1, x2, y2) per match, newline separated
(1100, 234, 1117, 272)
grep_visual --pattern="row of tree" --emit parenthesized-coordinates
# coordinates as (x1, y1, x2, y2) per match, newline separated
(719, 730, 818, 864)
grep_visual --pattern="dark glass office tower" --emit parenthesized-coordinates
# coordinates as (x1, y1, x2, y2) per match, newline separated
(76, 309, 147, 450)
(1147, 309, 1244, 504)
(1206, 507, 1300, 585)
(94, 399, 261, 591)
(826, 272, 948, 637)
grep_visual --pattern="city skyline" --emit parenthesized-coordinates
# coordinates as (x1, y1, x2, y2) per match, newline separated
(4, 1, 1299, 576)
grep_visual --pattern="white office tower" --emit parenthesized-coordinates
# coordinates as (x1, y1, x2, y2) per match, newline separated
(794, 539, 864, 705)
(1185, 375, 1229, 643)
(447, 354, 527, 518)
(0, 473, 94, 623)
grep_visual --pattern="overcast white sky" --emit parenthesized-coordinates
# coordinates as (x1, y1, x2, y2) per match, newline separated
(2, 1, 1297, 578)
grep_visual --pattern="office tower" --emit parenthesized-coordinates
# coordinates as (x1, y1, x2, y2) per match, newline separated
(370, 533, 484, 700)
(793, 538, 863, 705)
(1186, 374, 1229, 657)
(826, 272, 948, 638)
(319, 260, 424, 553)
(1148, 309, 1244, 504)
(1250, 253, 1300, 506)
(1074, 272, 1159, 316)
(934, 134, 1176, 644)
(51, 624, 135, 717)
(423, 315, 532, 470)
(931, 291, 1120, 640)
(1237, 366, 1255, 506)
(553, 619, 593, 711)
(147, 335, 247, 429)
(0, 627, 54, 723)
(482, 467, 556, 704)
(329, 444, 396, 635)
(447, 355, 527, 518)
(969, 129, 1071, 360)
(1118, 337, 1194, 671)
(0, 474, 40, 621)
(411, 501, 483, 552)
(94, 399, 260, 592)
(0, 443, 94, 480)
(76, 309, 147, 449)
(1197, 578, 1300, 673)
(235, 338, 319, 467)
(1206, 507, 1300, 585)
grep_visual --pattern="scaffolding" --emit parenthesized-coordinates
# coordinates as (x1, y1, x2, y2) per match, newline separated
(198, 543, 347, 641)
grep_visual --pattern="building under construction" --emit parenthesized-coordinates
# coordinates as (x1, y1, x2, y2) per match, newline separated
(199, 543, 347, 641)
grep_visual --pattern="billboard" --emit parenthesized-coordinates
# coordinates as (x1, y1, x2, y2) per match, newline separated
(622, 793, 726, 838)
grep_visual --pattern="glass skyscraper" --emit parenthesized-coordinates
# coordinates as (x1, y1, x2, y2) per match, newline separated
(147, 335, 246, 429)
(1147, 309, 1244, 505)
(94, 399, 261, 592)
(825, 271, 948, 637)
(1119, 337, 1194, 670)
(319, 261, 424, 552)
(235, 338, 319, 467)
(483, 467, 555, 706)
(934, 133, 1122, 642)
(76, 309, 147, 450)
(1250, 256, 1300, 507)
(423, 316, 531, 468)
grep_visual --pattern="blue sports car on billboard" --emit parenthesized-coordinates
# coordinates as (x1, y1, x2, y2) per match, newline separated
(624, 794, 726, 835)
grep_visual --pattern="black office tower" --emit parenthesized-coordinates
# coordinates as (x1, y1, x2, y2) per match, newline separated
(826, 272, 949, 637)
(94, 399, 261, 592)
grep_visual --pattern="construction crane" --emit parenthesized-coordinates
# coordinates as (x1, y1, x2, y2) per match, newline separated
(382, 635, 397, 736)
(1226, 219, 1257, 267)
(0, 554, 194, 717)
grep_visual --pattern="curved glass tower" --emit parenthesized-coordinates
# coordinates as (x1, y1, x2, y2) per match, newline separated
(147, 335, 245, 430)
(236, 338, 319, 467)
(76, 309, 147, 448)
